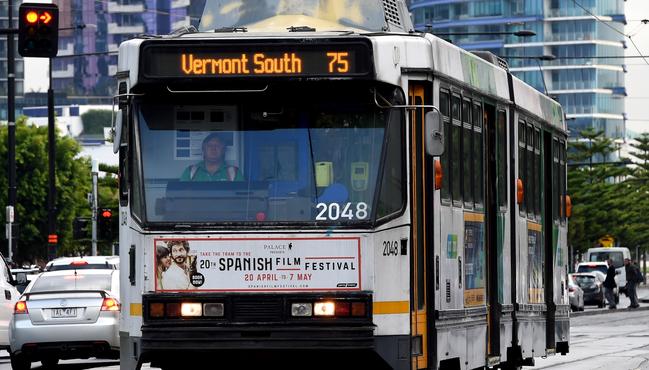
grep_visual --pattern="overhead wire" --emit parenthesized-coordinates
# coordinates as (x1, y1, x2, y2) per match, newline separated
(571, 0, 649, 66)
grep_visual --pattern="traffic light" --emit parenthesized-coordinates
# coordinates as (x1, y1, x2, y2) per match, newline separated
(18, 3, 59, 58)
(73, 217, 90, 240)
(98, 209, 114, 241)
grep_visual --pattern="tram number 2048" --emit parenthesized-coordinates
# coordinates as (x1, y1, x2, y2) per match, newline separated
(315, 202, 368, 221)
(382, 240, 400, 257)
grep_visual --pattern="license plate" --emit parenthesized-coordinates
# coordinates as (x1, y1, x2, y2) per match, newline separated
(51, 308, 77, 318)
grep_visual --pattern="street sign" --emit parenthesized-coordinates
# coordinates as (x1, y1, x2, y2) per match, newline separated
(6, 206, 14, 223)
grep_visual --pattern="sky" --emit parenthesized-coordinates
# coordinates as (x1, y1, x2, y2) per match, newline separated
(23, 1, 649, 134)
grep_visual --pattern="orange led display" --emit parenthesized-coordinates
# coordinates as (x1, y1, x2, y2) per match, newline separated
(142, 41, 373, 79)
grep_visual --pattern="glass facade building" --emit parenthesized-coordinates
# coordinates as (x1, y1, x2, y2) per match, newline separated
(410, 0, 627, 139)
(0, 3, 24, 120)
(51, 0, 204, 100)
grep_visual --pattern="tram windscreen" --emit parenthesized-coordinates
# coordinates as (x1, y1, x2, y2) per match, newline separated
(134, 87, 402, 225)
(199, 0, 386, 32)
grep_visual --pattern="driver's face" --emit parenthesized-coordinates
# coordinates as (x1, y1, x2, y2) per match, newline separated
(203, 138, 224, 163)
(171, 245, 188, 264)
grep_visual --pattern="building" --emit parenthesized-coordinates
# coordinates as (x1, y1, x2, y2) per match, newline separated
(0, 3, 25, 121)
(409, 0, 627, 139)
(50, 0, 202, 101)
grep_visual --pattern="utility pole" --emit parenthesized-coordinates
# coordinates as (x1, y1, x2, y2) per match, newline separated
(47, 58, 57, 259)
(7, 0, 17, 260)
(91, 161, 98, 256)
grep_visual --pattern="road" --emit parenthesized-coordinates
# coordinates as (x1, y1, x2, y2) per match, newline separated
(0, 290, 647, 370)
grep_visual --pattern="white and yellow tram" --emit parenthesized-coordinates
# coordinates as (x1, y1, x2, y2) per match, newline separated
(114, 1, 569, 369)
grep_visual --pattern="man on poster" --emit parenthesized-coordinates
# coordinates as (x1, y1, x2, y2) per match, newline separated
(162, 240, 192, 290)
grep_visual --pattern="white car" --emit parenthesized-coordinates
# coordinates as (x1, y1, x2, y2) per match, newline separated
(44, 256, 119, 271)
(0, 253, 20, 350)
(9, 269, 120, 369)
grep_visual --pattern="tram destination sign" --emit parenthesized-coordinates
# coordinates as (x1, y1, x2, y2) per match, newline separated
(140, 40, 373, 79)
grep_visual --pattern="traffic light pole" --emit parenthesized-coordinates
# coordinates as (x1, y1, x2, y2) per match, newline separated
(92, 161, 98, 256)
(47, 58, 57, 259)
(7, 0, 17, 261)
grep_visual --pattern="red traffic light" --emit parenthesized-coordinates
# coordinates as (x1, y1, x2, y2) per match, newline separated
(48, 234, 58, 244)
(101, 210, 112, 218)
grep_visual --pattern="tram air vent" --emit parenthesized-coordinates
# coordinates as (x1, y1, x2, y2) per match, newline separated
(382, 0, 414, 33)
(471, 51, 509, 71)
(445, 279, 451, 303)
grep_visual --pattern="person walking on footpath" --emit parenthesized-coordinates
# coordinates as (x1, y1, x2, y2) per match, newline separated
(603, 258, 617, 309)
(624, 258, 641, 309)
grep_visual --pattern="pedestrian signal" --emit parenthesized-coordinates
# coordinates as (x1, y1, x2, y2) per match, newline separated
(18, 3, 59, 58)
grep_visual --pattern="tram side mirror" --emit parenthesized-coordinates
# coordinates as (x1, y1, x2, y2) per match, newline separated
(425, 110, 444, 156)
(112, 111, 123, 154)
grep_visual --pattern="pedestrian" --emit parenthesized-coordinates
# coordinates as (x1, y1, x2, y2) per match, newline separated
(624, 258, 640, 309)
(603, 258, 617, 309)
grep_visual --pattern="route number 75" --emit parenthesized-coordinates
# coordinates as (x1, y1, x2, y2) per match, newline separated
(327, 52, 350, 73)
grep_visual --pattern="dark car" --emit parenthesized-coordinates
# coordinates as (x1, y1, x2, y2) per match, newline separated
(572, 273, 605, 308)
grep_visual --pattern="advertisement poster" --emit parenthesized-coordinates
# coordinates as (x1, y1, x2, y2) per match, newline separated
(527, 227, 544, 303)
(154, 237, 361, 292)
(464, 221, 486, 307)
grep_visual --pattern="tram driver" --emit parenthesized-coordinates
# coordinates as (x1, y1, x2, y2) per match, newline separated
(180, 133, 244, 181)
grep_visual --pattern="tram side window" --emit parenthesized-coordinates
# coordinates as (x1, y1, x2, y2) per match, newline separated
(526, 124, 534, 219)
(553, 138, 560, 222)
(473, 103, 484, 209)
(440, 90, 451, 201)
(377, 108, 405, 219)
(496, 110, 507, 209)
(534, 128, 541, 219)
(518, 120, 526, 215)
(451, 95, 462, 205)
(462, 99, 473, 208)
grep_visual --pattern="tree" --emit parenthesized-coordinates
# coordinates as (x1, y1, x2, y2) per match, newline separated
(80, 110, 112, 137)
(0, 117, 92, 262)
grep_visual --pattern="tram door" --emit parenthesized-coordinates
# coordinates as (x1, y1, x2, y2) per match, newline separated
(484, 104, 505, 358)
(408, 83, 432, 369)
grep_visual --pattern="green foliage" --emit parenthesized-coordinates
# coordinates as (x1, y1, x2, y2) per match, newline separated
(0, 117, 92, 262)
(569, 129, 649, 255)
(81, 110, 112, 136)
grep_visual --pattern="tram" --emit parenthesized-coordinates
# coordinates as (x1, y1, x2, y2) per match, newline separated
(115, 1, 569, 369)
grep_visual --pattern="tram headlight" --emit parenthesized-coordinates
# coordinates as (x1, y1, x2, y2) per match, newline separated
(313, 302, 335, 316)
(291, 303, 313, 317)
(181, 302, 202, 317)
(203, 303, 225, 317)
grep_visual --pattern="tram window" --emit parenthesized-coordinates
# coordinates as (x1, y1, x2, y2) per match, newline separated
(473, 104, 483, 209)
(377, 111, 405, 219)
(439, 90, 450, 117)
(451, 123, 462, 204)
(440, 90, 451, 202)
(534, 128, 541, 218)
(452, 95, 461, 122)
(518, 121, 526, 215)
(496, 110, 507, 209)
(553, 138, 560, 222)
(462, 99, 473, 208)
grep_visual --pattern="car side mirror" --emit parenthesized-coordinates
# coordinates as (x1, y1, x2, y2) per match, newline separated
(15, 272, 27, 286)
(425, 110, 444, 156)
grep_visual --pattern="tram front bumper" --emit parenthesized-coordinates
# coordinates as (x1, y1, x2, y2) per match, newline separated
(141, 324, 375, 351)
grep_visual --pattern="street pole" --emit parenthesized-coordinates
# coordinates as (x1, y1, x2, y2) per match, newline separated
(47, 58, 57, 259)
(91, 161, 98, 256)
(7, 0, 17, 260)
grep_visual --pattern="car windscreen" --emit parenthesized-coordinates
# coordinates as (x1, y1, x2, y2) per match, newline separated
(577, 265, 607, 275)
(46, 263, 115, 271)
(573, 276, 596, 286)
(30, 274, 112, 292)
(589, 251, 624, 268)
